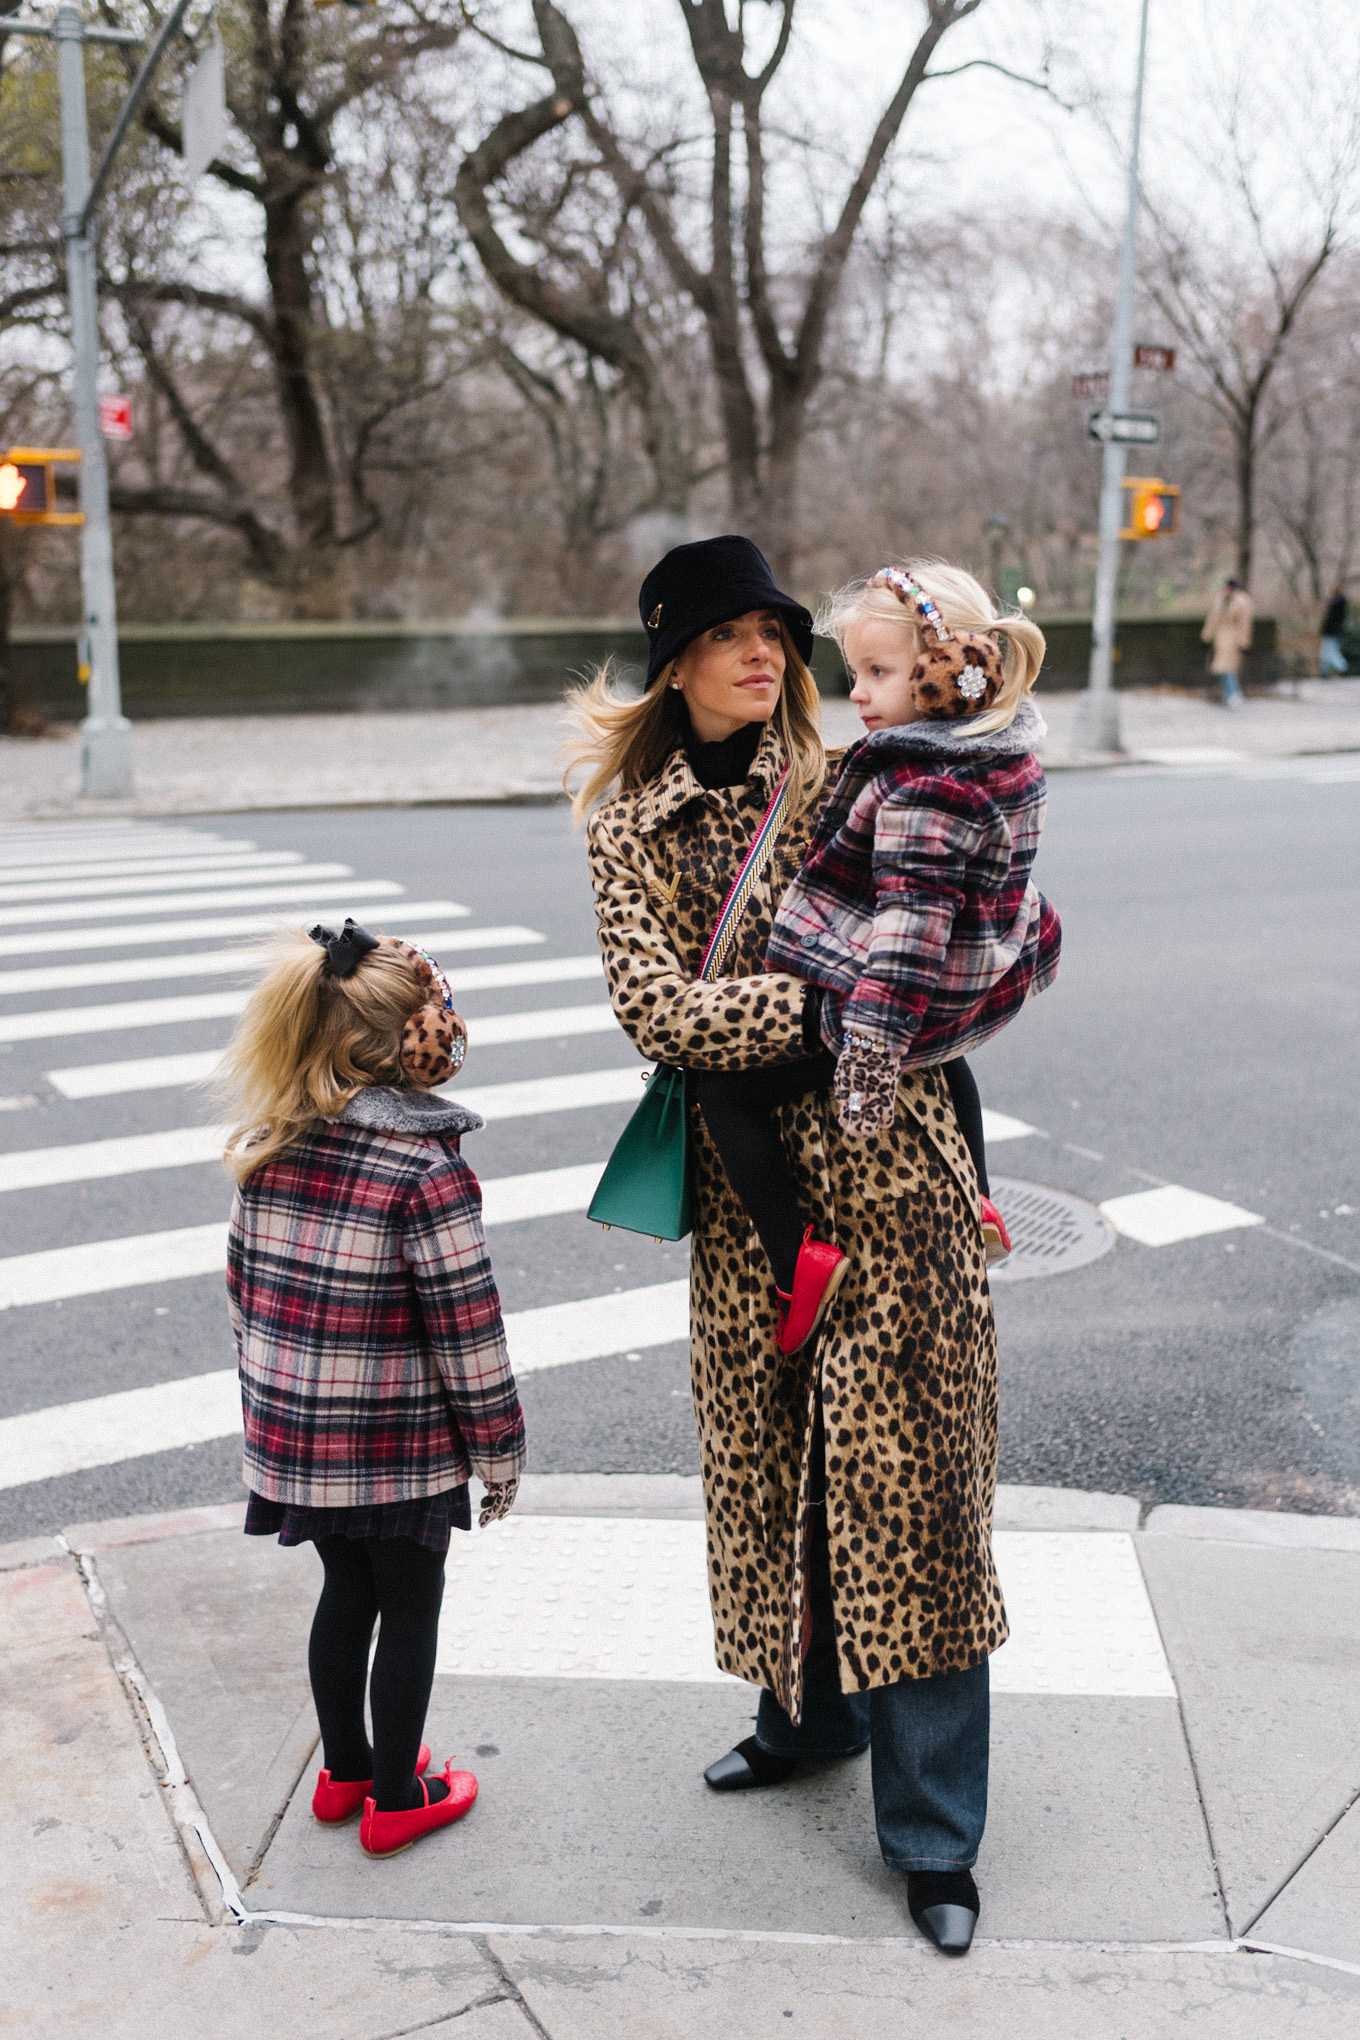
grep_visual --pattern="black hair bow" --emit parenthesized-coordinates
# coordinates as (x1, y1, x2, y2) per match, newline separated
(309, 917, 380, 978)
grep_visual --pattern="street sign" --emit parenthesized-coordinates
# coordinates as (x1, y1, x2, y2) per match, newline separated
(1134, 343, 1176, 372)
(182, 29, 227, 187)
(98, 394, 133, 439)
(1072, 371, 1109, 400)
(1088, 410, 1160, 445)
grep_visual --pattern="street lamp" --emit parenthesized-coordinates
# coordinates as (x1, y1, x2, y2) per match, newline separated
(1074, 0, 1153, 757)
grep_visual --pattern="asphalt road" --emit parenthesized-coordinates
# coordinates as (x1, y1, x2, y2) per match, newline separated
(0, 759, 1356, 1541)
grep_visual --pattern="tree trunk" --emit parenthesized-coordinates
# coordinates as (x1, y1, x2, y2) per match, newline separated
(262, 188, 341, 610)
(1235, 399, 1257, 586)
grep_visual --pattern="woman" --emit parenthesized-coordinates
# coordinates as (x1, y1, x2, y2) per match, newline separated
(1201, 576, 1254, 708)
(566, 535, 1006, 1957)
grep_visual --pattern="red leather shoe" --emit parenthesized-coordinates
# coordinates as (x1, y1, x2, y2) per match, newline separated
(980, 1197, 1012, 1266)
(312, 1743, 430, 1825)
(776, 1228, 849, 1356)
(359, 1762, 479, 1858)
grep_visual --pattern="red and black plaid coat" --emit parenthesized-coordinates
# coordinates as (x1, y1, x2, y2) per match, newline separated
(226, 1086, 524, 1509)
(766, 700, 1061, 1066)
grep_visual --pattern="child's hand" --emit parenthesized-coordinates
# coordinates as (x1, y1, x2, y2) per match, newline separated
(834, 1035, 903, 1137)
(478, 1477, 519, 1528)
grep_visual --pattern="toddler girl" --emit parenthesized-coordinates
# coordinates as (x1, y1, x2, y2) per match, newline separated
(697, 561, 1060, 1355)
(221, 918, 525, 1860)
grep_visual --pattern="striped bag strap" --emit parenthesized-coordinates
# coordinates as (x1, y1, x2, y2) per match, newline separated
(698, 766, 793, 984)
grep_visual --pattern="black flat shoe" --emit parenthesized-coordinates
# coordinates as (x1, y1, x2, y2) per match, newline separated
(703, 1735, 800, 1792)
(906, 1869, 979, 1956)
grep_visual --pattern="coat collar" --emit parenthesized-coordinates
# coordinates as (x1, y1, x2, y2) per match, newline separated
(335, 1085, 484, 1137)
(634, 720, 786, 834)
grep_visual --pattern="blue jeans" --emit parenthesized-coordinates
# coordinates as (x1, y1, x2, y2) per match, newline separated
(1320, 635, 1348, 675)
(753, 1490, 990, 1871)
(1219, 668, 1242, 705)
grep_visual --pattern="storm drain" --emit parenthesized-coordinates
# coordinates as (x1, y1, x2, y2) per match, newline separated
(988, 1178, 1116, 1284)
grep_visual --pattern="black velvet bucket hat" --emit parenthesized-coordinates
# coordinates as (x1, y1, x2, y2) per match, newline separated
(638, 534, 814, 685)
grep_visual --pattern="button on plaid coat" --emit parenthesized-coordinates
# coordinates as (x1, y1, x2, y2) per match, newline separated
(226, 1086, 524, 1509)
(765, 699, 1060, 1066)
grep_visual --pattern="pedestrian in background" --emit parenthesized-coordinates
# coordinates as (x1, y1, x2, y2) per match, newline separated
(1202, 577, 1254, 709)
(1319, 586, 1349, 676)
(567, 535, 1015, 1958)
(218, 920, 525, 1861)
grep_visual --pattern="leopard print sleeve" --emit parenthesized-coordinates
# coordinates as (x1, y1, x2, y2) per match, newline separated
(586, 810, 809, 1074)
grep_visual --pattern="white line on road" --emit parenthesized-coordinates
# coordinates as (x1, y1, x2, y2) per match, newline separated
(0, 1277, 689, 1487)
(0, 876, 405, 931)
(981, 1109, 1039, 1144)
(0, 1221, 230, 1310)
(1098, 1184, 1265, 1246)
(0, 898, 470, 960)
(46, 1003, 620, 1097)
(0, 846, 274, 882)
(0, 861, 356, 907)
(453, 1064, 642, 1120)
(0, 955, 603, 1045)
(0, 924, 543, 997)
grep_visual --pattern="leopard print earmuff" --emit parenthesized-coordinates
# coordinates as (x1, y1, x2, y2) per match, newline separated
(308, 920, 469, 1089)
(387, 938, 469, 1089)
(871, 567, 1006, 720)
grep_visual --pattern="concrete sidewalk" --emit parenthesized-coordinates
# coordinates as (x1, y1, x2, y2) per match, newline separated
(5, 1478, 1360, 2036)
(4, 680, 1360, 819)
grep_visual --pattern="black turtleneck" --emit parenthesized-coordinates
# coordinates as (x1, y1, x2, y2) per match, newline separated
(683, 716, 763, 790)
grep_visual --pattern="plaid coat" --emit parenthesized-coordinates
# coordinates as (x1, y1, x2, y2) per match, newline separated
(766, 699, 1060, 1066)
(226, 1085, 524, 1509)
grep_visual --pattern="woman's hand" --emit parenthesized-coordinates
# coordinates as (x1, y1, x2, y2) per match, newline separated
(478, 1477, 519, 1528)
(834, 1034, 903, 1136)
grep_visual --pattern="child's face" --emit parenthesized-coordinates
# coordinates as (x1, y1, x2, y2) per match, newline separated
(844, 618, 924, 732)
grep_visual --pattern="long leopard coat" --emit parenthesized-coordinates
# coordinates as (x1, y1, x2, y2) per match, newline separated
(585, 723, 1007, 1720)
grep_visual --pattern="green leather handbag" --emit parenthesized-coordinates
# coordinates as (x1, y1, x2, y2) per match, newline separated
(586, 766, 791, 1244)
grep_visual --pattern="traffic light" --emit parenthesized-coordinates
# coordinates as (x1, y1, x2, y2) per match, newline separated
(1121, 476, 1180, 540)
(0, 448, 82, 527)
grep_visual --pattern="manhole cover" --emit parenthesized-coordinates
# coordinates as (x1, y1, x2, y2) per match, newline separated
(988, 1177, 1116, 1283)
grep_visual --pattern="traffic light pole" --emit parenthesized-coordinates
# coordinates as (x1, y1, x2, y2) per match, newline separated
(55, 6, 133, 798)
(1073, 0, 1152, 757)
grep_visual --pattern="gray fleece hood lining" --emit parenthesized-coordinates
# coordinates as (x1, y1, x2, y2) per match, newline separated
(857, 696, 1046, 764)
(336, 1085, 484, 1137)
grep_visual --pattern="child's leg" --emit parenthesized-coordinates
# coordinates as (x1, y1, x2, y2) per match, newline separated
(367, 1537, 448, 1812)
(693, 1055, 834, 1293)
(941, 1058, 989, 1197)
(310, 1536, 379, 1781)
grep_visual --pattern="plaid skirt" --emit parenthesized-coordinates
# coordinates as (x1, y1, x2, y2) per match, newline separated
(244, 1484, 471, 1555)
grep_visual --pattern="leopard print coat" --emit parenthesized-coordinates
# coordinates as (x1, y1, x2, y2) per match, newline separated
(585, 723, 1008, 1720)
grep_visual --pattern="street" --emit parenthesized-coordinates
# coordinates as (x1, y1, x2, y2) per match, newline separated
(1, 758, 1357, 1541)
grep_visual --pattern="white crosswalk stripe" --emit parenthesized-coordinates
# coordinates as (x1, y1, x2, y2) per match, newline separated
(0, 856, 336, 903)
(0, 847, 288, 882)
(0, 874, 404, 930)
(0, 898, 470, 959)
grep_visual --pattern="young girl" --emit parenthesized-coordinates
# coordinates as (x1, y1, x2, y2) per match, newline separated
(220, 918, 525, 1861)
(697, 561, 1060, 1356)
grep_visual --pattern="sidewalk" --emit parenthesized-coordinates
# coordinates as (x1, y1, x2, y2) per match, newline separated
(4, 681, 1360, 819)
(5, 1479, 1360, 2035)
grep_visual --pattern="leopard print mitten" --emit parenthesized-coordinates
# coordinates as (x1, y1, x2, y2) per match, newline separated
(834, 1033, 903, 1136)
(478, 1477, 519, 1528)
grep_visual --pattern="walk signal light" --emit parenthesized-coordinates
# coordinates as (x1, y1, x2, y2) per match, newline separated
(1121, 476, 1180, 540)
(0, 448, 82, 526)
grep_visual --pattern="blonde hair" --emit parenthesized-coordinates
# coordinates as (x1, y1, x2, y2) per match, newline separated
(561, 617, 827, 821)
(214, 929, 428, 1182)
(818, 558, 1045, 736)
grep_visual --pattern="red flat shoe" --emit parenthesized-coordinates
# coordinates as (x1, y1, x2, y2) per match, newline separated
(776, 1228, 849, 1356)
(359, 1762, 479, 1858)
(312, 1743, 430, 1825)
(980, 1196, 1012, 1266)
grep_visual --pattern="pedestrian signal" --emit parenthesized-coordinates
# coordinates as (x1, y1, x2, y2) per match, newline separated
(1121, 477, 1180, 540)
(0, 448, 82, 526)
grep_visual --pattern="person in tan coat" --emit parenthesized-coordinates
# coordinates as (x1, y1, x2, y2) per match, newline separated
(1202, 578, 1254, 707)
(567, 536, 1020, 1958)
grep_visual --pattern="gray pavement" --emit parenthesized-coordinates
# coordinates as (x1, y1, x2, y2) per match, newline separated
(5, 1480, 1360, 2035)
(3, 679, 1360, 819)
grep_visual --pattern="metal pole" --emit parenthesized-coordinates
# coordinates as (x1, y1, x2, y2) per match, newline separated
(1073, 0, 1152, 757)
(54, 6, 133, 799)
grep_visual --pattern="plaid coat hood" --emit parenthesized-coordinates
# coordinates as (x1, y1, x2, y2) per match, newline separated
(226, 1084, 524, 1509)
(766, 699, 1061, 1066)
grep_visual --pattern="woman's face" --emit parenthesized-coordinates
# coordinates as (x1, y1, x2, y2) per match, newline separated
(672, 608, 785, 743)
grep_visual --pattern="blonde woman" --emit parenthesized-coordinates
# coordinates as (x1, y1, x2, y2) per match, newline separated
(219, 921, 524, 1860)
(567, 537, 1039, 1956)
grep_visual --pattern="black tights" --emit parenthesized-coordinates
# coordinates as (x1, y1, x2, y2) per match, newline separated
(309, 1535, 446, 1812)
(693, 1054, 989, 1294)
